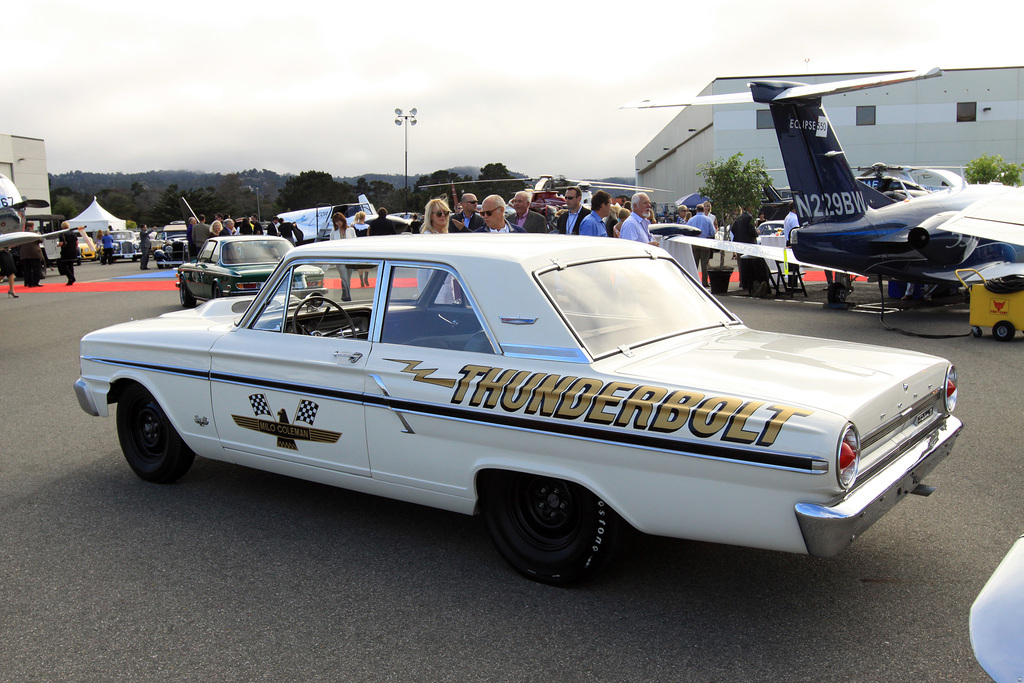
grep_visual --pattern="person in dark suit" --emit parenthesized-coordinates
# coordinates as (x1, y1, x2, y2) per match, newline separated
(451, 193, 485, 233)
(556, 186, 592, 234)
(509, 191, 547, 233)
(368, 207, 396, 236)
(475, 195, 526, 233)
(730, 206, 758, 291)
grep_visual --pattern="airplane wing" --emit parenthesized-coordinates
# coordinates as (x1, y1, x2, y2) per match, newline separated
(622, 68, 942, 109)
(0, 231, 45, 248)
(666, 233, 866, 278)
(937, 187, 1024, 247)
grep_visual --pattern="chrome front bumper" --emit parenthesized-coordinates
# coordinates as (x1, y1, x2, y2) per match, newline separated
(795, 416, 962, 557)
(74, 377, 105, 417)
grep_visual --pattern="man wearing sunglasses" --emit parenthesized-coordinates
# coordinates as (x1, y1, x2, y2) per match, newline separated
(556, 186, 591, 235)
(475, 195, 526, 233)
(453, 193, 485, 232)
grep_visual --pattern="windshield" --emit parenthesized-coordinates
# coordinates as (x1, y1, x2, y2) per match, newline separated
(221, 239, 291, 265)
(537, 257, 734, 357)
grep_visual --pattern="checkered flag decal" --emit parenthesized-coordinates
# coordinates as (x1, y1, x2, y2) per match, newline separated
(295, 399, 318, 425)
(249, 393, 272, 416)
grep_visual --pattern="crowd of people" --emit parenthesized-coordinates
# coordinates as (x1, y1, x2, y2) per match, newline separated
(2, 190, 791, 296)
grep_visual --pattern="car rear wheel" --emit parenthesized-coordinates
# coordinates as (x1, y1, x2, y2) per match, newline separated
(479, 470, 621, 584)
(116, 384, 195, 483)
(179, 276, 197, 308)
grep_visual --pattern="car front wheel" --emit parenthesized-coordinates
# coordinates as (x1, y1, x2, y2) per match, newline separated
(479, 470, 621, 584)
(116, 384, 195, 483)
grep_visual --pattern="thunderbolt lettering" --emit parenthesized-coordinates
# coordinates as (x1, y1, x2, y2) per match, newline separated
(445, 362, 811, 446)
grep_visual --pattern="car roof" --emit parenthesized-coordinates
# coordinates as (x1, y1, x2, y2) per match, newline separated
(209, 235, 291, 243)
(285, 234, 659, 270)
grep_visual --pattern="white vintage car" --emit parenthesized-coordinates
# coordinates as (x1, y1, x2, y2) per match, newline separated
(75, 235, 961, 583)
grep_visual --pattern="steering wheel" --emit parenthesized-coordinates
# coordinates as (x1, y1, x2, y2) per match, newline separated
(291, 292, 356, 337)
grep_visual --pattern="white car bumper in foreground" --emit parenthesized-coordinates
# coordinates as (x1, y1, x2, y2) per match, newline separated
(796, 416, 961, 557)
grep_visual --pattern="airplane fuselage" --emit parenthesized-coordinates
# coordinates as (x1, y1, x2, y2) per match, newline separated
(792, 184, 1023, 284)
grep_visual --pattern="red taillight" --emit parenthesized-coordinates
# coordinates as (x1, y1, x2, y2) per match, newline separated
(839, 442, 856, 470)
(944, 365, 958, 413)
(838, 426, 860, 489)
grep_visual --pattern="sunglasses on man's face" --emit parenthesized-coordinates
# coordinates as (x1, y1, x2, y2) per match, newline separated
(480, 208, 502, 217)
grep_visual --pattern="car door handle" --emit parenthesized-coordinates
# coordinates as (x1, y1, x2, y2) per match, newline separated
(332, 351, 363, 363)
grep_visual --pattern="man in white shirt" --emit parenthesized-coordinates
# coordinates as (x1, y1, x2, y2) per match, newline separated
(619, 193, 658, 245)
(783, 203, 801, 287)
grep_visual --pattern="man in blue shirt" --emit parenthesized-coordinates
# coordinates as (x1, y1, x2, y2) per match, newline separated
(687, 204, 715, 287)
(579, 191, 612, 237)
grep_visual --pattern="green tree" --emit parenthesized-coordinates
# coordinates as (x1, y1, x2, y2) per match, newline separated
(698, 153, 772, 226)
(275, 171, 354, 213)
(148, 185, 219, 225)
(51, 195, 81, 220)
(964, 153, 1022, 186)
(477, 162, 524, 202)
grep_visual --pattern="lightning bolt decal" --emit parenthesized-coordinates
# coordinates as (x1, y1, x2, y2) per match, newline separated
(385, 359, 458, 388)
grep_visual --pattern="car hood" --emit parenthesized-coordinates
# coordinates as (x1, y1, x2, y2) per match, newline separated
(609, 326, 949, 430)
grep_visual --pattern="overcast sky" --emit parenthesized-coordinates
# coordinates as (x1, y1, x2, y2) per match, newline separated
(9, 0, 1021, 181)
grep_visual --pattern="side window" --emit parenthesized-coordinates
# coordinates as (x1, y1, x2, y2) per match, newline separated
(199, 241, 216, 263)
(380, 265, 492, 353)
(251, 260, 380, 337)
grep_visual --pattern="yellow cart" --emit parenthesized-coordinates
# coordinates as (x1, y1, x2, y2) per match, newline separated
(956, 269, 1024, 341)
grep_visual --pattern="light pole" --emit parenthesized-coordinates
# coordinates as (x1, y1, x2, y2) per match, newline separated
(246, 185, 261, 222)
(394, 108, 417, 213)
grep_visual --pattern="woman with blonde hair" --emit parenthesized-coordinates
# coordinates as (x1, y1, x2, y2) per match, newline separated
(420, 198, 454, 234)
(352, 211, 369, 237)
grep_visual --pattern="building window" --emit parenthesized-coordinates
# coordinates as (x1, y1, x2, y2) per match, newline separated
(755, 110, 773, 129)
(957, 102, 977, 122)
(856, 105, 876, 126)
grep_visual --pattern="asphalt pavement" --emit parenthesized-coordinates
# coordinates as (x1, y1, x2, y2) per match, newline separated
(1, 259, 1018, 681)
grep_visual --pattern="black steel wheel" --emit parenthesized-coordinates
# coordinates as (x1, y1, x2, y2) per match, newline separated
(971, 326, 983, 338)
(116, 384, 195, 483)
(827, 282, 849, 304)
(211, 283, 222, 299)
(479, 470, 621, 584)
(179, 276, 197, 308)
(993, 320, 1016, 342)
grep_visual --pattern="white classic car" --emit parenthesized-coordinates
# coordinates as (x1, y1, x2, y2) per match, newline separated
(75, 235, 960, 583)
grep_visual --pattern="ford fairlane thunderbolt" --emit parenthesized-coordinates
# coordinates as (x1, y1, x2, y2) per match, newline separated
(75, 234, 960, 583)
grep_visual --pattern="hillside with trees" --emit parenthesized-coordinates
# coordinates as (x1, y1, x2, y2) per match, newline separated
(48, 166, 632, 225)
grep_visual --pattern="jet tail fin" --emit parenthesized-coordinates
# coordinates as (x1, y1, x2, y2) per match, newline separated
(357, 194, 375, 217)
(762, 92, 868, 224)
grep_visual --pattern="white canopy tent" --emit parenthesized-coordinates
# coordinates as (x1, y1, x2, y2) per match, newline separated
(68, 197, 127, 234)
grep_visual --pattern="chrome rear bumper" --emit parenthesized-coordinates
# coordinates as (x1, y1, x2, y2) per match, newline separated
(796, 416, 961, 557)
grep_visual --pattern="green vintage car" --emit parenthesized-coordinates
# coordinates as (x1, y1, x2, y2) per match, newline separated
(178, 236, 293, 308)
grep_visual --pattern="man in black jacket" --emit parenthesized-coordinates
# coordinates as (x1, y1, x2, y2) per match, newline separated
(451, 194, 485, 232)
(556, 186, 591, 235)
(368, 207, 396, 236)
(730, 206, 758, 291)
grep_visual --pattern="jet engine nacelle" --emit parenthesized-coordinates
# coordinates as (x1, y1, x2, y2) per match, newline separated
(908, 212, 977, 265)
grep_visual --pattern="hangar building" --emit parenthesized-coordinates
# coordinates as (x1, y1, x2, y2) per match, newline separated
(1, 133, 51, 216)
(635, 66, 1024, 200)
